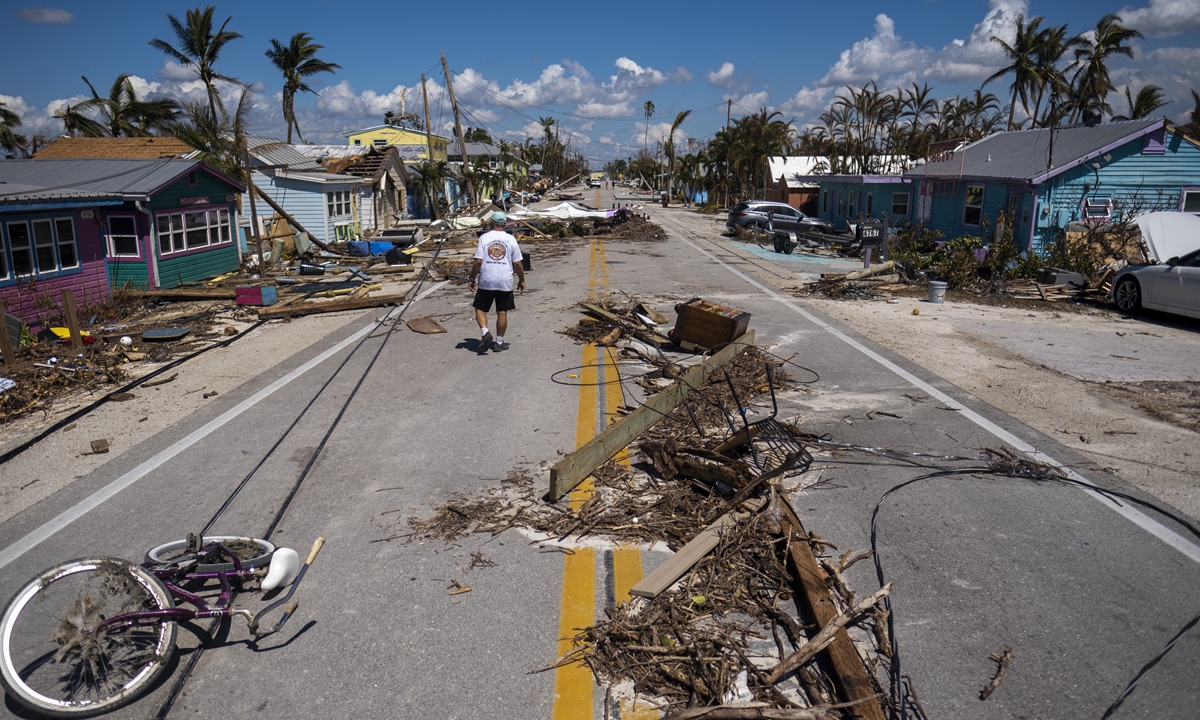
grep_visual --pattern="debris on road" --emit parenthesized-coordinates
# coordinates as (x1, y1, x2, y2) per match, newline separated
(979, 647, 1013, 701)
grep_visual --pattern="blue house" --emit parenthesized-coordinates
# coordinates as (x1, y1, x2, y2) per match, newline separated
(245, 137, 362, 243)
(904, 117, 1200, 252)
(814, 176, 914, 231)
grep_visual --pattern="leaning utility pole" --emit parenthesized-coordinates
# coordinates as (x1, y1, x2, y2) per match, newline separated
(441, 52, 474, 203)
(421, 73, 433, 161)
(725, 99, 732, 208)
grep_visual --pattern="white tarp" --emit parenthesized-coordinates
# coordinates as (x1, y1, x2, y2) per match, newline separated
(1135, 212, 1200, 262)
(507, 202, 614, 220)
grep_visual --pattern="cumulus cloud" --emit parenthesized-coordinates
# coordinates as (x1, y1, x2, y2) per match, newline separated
(669, 67, 694, 83)
(576, 100, 632, 118)
(707, 62, 737, 89)
(925, 0, 1028, 83)
(819, 14, 932, 87)
(1118, 0, 1200, 37)
(15, 6, 73, 23)
(158, 59, 200, 82)
(779, 86, 833, 117)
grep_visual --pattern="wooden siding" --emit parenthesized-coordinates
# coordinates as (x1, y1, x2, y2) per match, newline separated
(149, 171, 241, 288)
(246, 175, 329, 243)
(815, 181, 912, 230)
(0, 209, 110, 324)
(157, 243, 238, 287)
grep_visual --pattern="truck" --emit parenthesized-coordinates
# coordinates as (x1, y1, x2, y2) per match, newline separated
(587, 172, 605, 188)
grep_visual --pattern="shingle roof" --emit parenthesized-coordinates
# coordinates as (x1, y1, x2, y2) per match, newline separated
(907, 117, 1165, 182)
(33, 136, 193, 159)
(0, 158, 240, 202)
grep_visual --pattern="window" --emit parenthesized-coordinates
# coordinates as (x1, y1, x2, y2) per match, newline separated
(837, 190, 844, 216)
(866, 193, 873, 216)
(963, 185, 984, 226)
(1083, 197, 1112, 222)
(822, 190, 828, 214)
(1182, 190, 1200, 213)
(353, 139, 362, 146)
(155, 209, 231, 255)
(55, 218, 78, 269)
(917, 192, 932, 222)
(891, 192, 910, 216)
(107, 216, 139, 256)
(7, 222, 33, 275)
(327, 190, 350, 217)
(187, 171, 198, 187)
(373, 139, 387, 147)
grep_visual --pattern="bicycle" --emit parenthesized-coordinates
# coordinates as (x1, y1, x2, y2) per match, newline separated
(0, 534, 325, 718)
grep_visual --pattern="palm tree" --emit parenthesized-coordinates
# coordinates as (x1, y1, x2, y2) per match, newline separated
(664, 109, 692, 204)
(54, 104, 107, 138)
(1070, 14, 1143, 123)
(1114, 85, 1167, 120)
(411, 161, 449, 219)
(78, 74, 180, 137)
(170, 85, 254, 186)
(0, 102, 27, 157)
(985, 15, 1049, 130)
(149, 6, 242, 121)
(643, 100, 655, 155)
(1178, 90, 1200, 140)
(265, 32, 340, 144)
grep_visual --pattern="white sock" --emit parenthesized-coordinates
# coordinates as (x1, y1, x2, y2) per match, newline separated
(480, 327, 489, 336)
(496, 336, 504, 344)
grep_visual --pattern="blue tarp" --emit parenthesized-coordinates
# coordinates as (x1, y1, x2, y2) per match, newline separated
(347, 241, 395, 256)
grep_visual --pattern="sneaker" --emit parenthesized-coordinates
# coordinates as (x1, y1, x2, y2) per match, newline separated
(479, 331, 494, 353)
(493, 341, 509, 352)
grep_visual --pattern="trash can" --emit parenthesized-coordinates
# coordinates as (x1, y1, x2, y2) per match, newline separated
(299, 262, 325, 276)
(927, 280, 948, 304)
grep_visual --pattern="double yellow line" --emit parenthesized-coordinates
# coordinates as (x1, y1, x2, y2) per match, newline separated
(552, 239, 652, 720)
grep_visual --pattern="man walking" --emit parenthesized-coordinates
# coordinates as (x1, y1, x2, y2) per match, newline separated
(468, 211, 525, 353)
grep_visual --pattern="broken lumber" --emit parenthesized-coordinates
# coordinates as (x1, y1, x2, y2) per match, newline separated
(630, 512, 744, 598)
(579, 302, 672, 348)
(841, 261, 896, 281)
(765, 583, 893, 684)
(257, 293, 406, 320)
(663, 704, 856, 720)
(548, 329, 754, 501)
(133, 288, 238, 300)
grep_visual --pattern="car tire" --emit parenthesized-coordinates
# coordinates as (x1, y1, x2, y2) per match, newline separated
(1113, 276, 1142, 313)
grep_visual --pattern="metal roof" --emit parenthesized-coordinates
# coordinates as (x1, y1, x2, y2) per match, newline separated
(246, 136, 325, 171)
(907, 117, 1165, 183)
(0, 158, 236, 202)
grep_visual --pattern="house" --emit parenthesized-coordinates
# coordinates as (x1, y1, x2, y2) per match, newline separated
(904, 117, 1200, 252)
(813, 175, 914, 231)
(342, 125, 450, 162)
(245, 137, 362, 243)
(294, 145, 411, 230)
(0, 158, 243, 321)
(765, 157, 826, 214)
(33, 136, 193, 160)
(448, 142, 502, 169)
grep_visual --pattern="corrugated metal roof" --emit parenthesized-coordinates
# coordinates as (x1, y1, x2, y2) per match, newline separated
(33, 136, 193, 159)
(246, 136, 324, 171)
(908, 117, 1165, 182)
(0, 158, 217, 201)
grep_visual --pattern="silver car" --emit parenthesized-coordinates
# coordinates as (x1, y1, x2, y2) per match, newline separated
(726, 201, 833, 234)
(1112, 248, 1200, 320)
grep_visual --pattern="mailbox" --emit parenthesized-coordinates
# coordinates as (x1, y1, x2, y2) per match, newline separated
(856, 219, 888, 259)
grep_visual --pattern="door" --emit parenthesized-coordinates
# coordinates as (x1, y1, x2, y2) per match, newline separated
(1005, 187, 1031, 247)
(771, 205, 802, 231)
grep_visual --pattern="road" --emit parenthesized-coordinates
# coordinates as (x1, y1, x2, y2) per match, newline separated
(1, 186, 1198, 720)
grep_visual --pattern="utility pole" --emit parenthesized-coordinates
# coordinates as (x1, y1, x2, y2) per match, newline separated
(421, 74, 433, 161)
(441, 52, 473, 203)
(242, 146, 265, 274)
(725, 99, 732, 208)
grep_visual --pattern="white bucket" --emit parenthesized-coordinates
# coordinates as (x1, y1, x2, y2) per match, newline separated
(928, 280, 948, 304)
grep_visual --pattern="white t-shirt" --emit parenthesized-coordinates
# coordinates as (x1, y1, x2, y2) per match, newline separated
(474, 230, 523, 291)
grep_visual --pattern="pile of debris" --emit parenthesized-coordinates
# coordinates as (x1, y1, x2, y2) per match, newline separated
(395, 309, 896, 719)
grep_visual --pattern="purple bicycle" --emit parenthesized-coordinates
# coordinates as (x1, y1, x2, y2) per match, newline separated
(0, 535, 324, 718)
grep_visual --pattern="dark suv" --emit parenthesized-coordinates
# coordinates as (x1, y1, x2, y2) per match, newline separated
(726, 201, 833, 234)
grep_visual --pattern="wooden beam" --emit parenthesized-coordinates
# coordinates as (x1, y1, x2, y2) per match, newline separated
(630, 512, 743, 598)
(60, 290, 83, 351)
(579, 302, 671, 348)
(133, 288, 238, 300)
(548, 329, 754, 501)
(257, 293, 406, 320)
(0, 303, 16, 370)
(778, 498, 887, 720)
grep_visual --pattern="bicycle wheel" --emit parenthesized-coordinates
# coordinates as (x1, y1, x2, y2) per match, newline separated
(144, 536, 275, 573)
(0, 558, 177, 718)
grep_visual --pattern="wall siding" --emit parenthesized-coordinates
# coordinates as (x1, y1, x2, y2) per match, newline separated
(816, 181, 912, 229)
(150, 170, 242, 288)
(246, 175, 329, 243)
(1, 209, 110, 324)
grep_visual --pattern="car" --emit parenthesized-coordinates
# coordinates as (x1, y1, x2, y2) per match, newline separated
(726, 201, 834, 235)
(1111, 212, 1200, 320)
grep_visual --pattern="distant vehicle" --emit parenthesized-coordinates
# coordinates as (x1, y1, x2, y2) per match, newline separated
(726, 201, 833, 234)
(1112, 212, 1200, 320)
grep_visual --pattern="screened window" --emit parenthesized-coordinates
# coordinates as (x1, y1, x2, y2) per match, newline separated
(7, 222, 33, 275)
(891, 192, 910, 216)
(156, 209, 231, 255)
(108, 216, 139, 257)
(963, 185, 984, 226)
(327, 190, 351, 217)
(1182, 190, 1200, 213)
(55, 219, 78, 269)
(1083, 198, 1113, 222)
(33, 220, 56, 272)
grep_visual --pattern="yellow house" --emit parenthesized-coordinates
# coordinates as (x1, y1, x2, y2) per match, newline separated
(342, 125, 450, 162)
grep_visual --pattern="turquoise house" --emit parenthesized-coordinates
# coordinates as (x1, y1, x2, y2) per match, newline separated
(814, 176, 914, 231)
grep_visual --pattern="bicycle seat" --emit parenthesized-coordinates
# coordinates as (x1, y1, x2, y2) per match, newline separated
(261, 547, 300, 591)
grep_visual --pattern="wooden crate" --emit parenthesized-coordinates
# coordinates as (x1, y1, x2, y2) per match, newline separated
(668, 298, 751, 350)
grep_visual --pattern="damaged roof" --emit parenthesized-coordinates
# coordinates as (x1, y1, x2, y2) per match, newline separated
(246, 136, 325, 171)
(33, 136, 194, 159)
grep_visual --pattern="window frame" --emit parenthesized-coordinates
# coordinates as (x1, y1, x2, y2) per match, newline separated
(1082, 197, 1113, 223)
(6, 221, 33, 277)
(1180, 187, 1200, 213)
(32, 219, 56, 273)
(962, 184, 984, 227)
(327, 190, 351, 218)
(54, 217, 79, 270)
(155, 207, 233, 257)
(891, 192, 910, 216)
(106, 215, 141, 258)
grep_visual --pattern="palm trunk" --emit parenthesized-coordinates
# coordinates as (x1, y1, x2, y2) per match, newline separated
(1008, 88, 1018, 131)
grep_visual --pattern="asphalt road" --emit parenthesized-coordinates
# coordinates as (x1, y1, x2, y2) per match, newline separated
(1, 188, 1198, 720)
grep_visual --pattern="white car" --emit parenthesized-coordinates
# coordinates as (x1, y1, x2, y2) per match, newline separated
(1111, 213, 1200, 319)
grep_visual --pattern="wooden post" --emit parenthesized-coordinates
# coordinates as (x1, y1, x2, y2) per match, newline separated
(244, 146, 266, 272)
(421, 73, 433, 163)
(441, 52, 474, 203)
(0, 303, 16, 370)
(61, 289, 83, 351)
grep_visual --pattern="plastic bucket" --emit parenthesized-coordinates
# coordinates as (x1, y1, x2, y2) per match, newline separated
(927, 280, 948, 304)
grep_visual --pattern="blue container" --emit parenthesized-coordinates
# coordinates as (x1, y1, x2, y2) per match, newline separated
(347, 241, 395, 256)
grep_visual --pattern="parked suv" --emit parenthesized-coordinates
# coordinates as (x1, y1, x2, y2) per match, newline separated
(726, 201, 833, 234)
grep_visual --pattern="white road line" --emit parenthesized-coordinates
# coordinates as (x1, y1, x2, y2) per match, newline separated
(0, 281, 449, 571)
(673, 228, 1200, 565)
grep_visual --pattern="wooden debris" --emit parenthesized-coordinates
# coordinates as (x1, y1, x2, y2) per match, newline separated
(979, 647, 1012, 700)
(132, 288, 238, 300)
(88, 439, 109, 454)
(407, 317, 447, 334)
(765, 583, 894, 684)
(142, 372, 178, 388)
(663, 701, 870, 719)
(109, 392, 135, 402)
(257, 293, 407, 320)
(631, 513, 745, 598)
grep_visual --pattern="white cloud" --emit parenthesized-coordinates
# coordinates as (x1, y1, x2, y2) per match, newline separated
(576, 100, 631, 118)
(1118, 0, 1200, 37)
(669, 67, 694, 84)
(315, 80, 427, 120)
(15, 6, 73, 23)
(819, 14, 932, 87)
(925, 0, 1028, 83)
(578, 120, 594, 131)
(731, 91, 771, 112)
(599, 133, 615, 144)
(707, 62, 737, 89)
(157, 59, 198, 82)
(780, 86, 833, 117)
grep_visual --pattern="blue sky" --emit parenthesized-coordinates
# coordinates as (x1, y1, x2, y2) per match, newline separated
(2, 0, 1199, 165)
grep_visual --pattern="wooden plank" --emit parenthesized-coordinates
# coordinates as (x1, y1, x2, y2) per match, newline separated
(630, 512, 743, 598)
(133, 288, 238, 300)
(778, 497, 887, 720)
(61, 290, 83, 351)
(548, 329, 754, 501)
(579, 302, 672, 348)
(257, 293, 407, 320)
(0, 303, 17, 370)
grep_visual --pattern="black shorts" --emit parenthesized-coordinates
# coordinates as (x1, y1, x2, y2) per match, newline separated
(473, 288, 516, 312)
